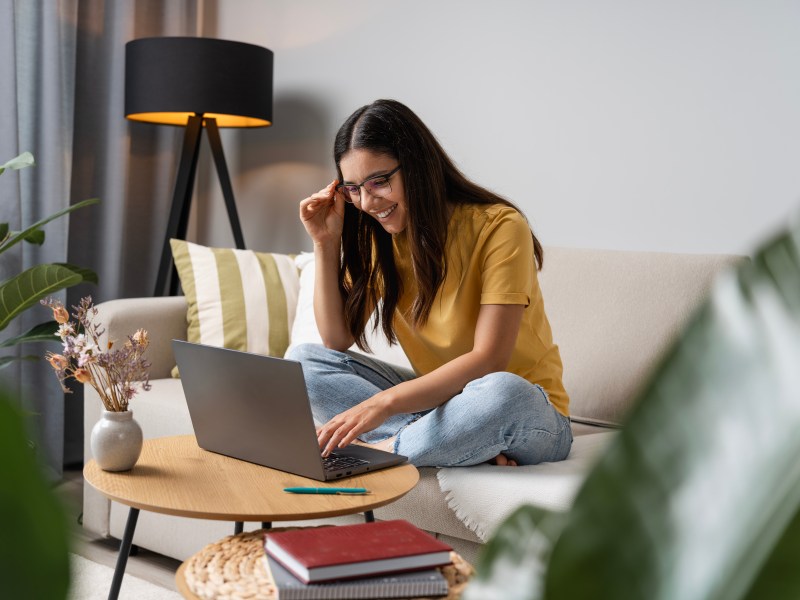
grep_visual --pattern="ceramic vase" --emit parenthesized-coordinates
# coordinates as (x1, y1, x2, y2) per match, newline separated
(90, 410, 143, 471)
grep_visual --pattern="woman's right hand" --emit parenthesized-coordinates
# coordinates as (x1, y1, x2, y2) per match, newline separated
(298, 180, 346, 247)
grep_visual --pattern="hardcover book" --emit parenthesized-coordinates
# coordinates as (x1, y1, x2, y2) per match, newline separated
(263, 520, 453, 583)
(263, 555, 448, 599)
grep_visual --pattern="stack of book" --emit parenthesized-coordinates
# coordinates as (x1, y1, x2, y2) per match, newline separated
(263, 519, 453, 599)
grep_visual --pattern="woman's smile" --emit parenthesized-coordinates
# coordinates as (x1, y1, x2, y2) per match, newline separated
(339, 149, 408, 234)
(373, 204, 398, 219)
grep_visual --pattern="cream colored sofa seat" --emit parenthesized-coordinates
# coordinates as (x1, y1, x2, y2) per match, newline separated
(83, 247, 741, 564)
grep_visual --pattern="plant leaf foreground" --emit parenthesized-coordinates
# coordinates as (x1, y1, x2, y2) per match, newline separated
(468, 221, 800, 600)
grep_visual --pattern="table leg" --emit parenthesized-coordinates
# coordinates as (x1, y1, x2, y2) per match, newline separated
(108, 507, 140, 600)
(364, 510, 375, 523)
(234, 521, 244, 534)
(261, 522, 271, 529)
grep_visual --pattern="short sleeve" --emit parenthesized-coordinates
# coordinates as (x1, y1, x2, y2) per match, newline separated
(478, 208, 534, 306)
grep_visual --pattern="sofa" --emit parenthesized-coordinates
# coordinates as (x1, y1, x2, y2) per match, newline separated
(83, 246, 741, 566)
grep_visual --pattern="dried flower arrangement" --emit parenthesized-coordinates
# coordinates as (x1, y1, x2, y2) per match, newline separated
(42, 296, 151, 412)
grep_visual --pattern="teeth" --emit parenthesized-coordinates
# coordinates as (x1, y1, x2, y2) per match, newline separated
(376, 205, 396, 219)
(375, 204, 397, 219)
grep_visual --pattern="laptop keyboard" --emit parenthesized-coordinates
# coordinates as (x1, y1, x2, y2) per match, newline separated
(322, 453, 370, 472)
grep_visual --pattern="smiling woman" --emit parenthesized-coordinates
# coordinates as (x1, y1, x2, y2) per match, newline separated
(338, 153, 407, 235)
(289, 99, 572, 469)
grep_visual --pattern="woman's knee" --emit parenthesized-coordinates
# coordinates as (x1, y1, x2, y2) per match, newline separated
(466, 371, 545, 408)
(286, 342, 349, 366)
(286, 342, 323, 362)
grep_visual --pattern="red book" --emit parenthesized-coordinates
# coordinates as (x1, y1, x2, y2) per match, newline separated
(264, 520, 452, 584)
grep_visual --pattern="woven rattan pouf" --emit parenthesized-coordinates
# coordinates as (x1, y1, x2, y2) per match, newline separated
(176, 527, 474, 600)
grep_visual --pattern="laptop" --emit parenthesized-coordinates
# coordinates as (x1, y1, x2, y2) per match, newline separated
(172, 340, 408, 481)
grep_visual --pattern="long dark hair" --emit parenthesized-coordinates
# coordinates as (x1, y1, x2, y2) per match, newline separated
(334, 99, 543, 350)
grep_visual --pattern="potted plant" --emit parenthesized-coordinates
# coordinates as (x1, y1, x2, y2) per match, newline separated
(0, 151, 94, 598)
(0, 152, 98, 366)
(42, 295, 151, 471)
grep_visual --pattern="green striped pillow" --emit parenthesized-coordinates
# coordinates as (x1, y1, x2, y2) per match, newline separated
(169, 239, 300, 377)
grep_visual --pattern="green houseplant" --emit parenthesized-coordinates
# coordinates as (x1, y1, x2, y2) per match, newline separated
(0, 385, 71, 599)
(465, 221, 800, 599)
(0, 152, 97, 597)
(0, 152, 98, 367)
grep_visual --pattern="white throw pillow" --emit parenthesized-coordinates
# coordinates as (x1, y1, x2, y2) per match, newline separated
(287, 253, 413, 370)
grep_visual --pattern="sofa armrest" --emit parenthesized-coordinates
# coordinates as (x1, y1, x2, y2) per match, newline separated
(81, 296, 188, 538)
(91, 296, 188, 380)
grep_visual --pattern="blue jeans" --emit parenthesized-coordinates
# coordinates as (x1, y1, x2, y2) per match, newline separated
(286, 343, 573, 467)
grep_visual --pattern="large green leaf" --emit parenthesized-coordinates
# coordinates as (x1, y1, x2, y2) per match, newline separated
(0, 197, 98, 256)
(468, 223, 800, 600)
(0, 265, 82, 332)
(52, 262, 98, 285)
(0, 386, 70, 599)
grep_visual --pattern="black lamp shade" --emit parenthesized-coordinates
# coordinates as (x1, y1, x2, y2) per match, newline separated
(125, 37, 273, 128)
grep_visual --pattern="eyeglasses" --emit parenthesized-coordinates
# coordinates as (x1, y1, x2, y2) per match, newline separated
(336, 165, 401, 203)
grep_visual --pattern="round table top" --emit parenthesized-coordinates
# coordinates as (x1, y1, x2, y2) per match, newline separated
(83, 434, 419, 521)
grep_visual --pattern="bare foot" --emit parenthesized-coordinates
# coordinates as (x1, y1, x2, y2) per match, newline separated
(489, 453, 518, 467)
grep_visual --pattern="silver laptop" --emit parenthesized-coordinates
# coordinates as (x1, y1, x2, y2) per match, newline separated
(172, 340, 408, 481)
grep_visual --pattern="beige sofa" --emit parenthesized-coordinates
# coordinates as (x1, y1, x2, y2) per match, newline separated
(83, 247, 740, 565)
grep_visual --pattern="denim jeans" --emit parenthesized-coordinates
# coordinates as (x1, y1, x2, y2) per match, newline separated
(286, 343, 573, 467)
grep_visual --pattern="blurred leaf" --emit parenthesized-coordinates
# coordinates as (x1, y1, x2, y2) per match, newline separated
(0, 197, 98, 256)
(0, 151, 35, 175)
(0, 265, 82, 332)
(743, 504, 800, 599)
(472, 222, 800, 600)
(0, 320, 60, 348)
(0, 386, 70, 599)
(22, 228, 45, 245)
(464, 505, 567, 600)
(0, 355, 40, 369)
(544, 227, 800, 599)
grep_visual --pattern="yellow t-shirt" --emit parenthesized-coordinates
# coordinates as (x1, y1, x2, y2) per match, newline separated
(391, 203, 569, 417)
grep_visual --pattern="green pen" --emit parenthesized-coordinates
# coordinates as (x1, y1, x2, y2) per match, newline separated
(283, 487, 370, 495)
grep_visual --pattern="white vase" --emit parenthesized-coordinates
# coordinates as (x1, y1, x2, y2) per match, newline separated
(90, 410, 143, 471)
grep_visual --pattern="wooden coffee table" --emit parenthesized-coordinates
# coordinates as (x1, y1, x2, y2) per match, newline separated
(84, 434, 419, 600)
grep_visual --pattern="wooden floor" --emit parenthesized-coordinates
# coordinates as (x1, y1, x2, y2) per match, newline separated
(58, 467, 181, 592)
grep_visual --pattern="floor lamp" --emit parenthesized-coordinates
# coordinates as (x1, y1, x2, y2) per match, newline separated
(124, 37, 274, 296)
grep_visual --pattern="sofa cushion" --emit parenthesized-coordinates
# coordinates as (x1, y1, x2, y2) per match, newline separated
(539, 247, 741, 426)
(170, 239, 300, 374)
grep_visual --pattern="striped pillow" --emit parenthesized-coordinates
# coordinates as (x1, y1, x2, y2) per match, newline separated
(170, 239, 300, 376)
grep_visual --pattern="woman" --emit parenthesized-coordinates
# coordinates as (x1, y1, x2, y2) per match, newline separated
(288, 99, 571, 467)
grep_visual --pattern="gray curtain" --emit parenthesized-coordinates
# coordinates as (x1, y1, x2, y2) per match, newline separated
(0, 0, 200, 476)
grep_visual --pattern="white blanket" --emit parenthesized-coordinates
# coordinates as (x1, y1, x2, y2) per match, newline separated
(436, 432, 617, 541)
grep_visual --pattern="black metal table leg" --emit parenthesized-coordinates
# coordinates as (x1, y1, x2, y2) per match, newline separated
(261, 522, 272, 529)
(108, 507, 140, 600)
(364, 510, 375, 523)
(234, 521, 244, 534)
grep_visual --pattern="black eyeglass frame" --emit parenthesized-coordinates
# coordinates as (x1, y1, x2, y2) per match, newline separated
(336, 165, 402, 203)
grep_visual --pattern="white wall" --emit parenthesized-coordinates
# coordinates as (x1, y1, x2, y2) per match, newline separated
(198, 0, 800, 257)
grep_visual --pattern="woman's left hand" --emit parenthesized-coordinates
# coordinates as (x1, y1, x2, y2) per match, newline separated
(317, 394, 392, 457)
